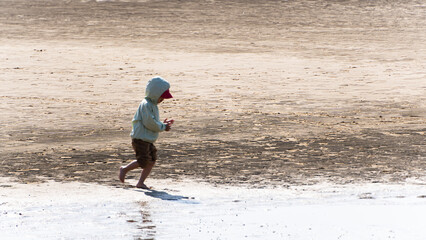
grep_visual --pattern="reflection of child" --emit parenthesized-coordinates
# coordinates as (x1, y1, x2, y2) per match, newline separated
(119, 77, 174, 189)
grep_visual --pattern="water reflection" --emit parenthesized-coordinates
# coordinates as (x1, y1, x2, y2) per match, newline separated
(131, 189, 198, 239)
(134, 201, 156, 240)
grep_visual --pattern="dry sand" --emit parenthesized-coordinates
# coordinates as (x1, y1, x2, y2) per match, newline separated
(1, 0, 425, 186)
(0, 0, 425, 238)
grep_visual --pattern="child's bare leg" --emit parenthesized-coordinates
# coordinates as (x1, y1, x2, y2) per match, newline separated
(119, 160, 140, 183)
(136, 161, 155, 189)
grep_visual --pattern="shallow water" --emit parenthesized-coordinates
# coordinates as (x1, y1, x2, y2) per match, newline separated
(2, 178, 426, 239)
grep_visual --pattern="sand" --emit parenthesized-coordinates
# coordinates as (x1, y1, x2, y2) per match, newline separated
(1, 0, 425, 239)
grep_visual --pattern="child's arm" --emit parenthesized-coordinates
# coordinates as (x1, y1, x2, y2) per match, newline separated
(141, 105, 166, 132)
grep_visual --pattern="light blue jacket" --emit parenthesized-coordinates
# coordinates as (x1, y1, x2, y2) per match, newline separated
(130, 77, 170, 143)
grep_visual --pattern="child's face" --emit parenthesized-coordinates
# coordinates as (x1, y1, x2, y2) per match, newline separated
(157, 97, 164, 103)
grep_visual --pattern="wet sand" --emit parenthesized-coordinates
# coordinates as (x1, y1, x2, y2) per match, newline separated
(1, 0, 425, 187)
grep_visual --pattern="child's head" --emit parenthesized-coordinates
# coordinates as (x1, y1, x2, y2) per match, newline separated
(157, 89, 173, 103)
(145, 77, 173, 104)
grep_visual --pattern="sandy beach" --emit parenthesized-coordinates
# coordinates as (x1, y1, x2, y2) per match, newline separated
(1, 0, 425, 239)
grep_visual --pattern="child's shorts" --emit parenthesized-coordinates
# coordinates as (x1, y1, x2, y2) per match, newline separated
(132, 139, 157, 168)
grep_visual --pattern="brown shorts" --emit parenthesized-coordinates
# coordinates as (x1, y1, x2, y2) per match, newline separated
(132, 139, 157, 168)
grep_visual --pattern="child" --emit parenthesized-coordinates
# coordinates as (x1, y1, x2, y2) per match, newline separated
(119, 77, 174, 189)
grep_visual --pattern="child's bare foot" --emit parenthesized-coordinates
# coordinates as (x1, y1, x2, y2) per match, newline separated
(119, 166, 126, 183)
(136, 183, 151, 189)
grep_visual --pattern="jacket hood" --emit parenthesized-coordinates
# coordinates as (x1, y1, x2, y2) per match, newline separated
(145, 77, 170, 103)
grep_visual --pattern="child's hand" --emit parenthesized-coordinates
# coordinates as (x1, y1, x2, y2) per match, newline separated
(164, 118, 174, 131)
(164, 118, 174, 125)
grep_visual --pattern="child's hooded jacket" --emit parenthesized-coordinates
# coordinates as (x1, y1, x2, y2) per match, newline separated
(130, 77, 170, 143)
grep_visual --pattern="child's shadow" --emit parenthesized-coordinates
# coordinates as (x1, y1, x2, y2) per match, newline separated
(145, 189, 187, 201)
(137, 188, 198, 203)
